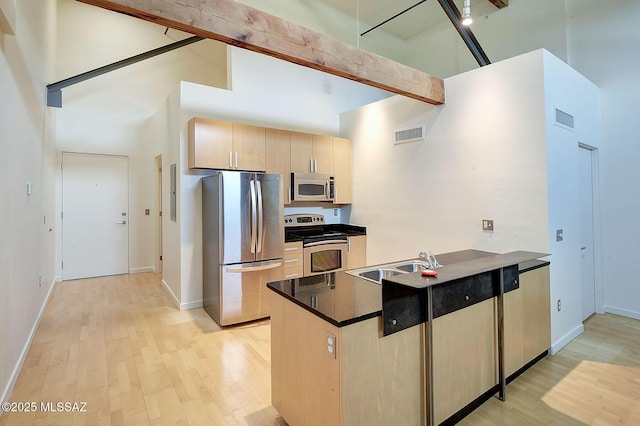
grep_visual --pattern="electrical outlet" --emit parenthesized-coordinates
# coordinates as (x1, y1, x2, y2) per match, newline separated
(482, 219, 494, 231)
(327, 332, 336, 359)
(556, 229, 564, 242)
(38, 276, 42, 287)
(333, 208, 338, 217)
(557, 299, 561, 312)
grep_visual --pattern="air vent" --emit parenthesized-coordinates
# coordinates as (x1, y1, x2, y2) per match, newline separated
(555, 108, 575, 130)
(394, 125, 425, 145)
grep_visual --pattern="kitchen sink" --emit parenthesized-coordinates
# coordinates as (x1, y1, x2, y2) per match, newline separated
(358, 268, 405, 282)
(347, 259, 440, 284)
(395, 261, 432, 273)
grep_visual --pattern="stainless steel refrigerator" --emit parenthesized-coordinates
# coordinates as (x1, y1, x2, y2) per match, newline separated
(202, 171, 284, 326)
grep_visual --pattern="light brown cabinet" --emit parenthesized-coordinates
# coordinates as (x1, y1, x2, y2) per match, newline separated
(504, 265, 551, 376)
(346, 235, 366, 270)
(332, 137, 352, 204)
(271, 263, 550, 425)
(283, 241, 303, 280)
(232, 123, 266, 171)
(432, 298, 497, 424)
(188, 118, 233, 170)
(291, 132, 333, 174)
(187, 118, 266, 171)
(265, 128, 292, 205)
(189, 117, 353, 205)
(270, 294, 423, 426)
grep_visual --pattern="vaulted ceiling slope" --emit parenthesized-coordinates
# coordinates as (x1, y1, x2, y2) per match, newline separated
(321, 0, 507, 40)
(77, 0, 445, 105)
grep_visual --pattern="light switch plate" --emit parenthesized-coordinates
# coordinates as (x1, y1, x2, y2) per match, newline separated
(482, 219, 494, 231)
(556, 229, 563, 242)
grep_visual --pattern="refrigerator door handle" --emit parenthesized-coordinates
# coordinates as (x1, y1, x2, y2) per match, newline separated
(249, 179, 257, 254)
(256, 179, 264, 253)
(226, 261, 282, 273)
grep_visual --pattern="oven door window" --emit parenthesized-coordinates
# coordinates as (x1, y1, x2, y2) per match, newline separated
(310, 249, 342, 273)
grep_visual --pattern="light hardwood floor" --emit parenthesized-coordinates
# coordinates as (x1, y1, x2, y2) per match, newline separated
(2, 273, 639, 425)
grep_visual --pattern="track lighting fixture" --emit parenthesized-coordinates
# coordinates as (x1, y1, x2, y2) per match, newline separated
(462, 0, 473, 26)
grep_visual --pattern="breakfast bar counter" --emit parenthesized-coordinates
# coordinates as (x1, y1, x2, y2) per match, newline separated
(267, 249, 550, 426)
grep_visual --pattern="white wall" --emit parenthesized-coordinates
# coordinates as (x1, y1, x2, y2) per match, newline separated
(0, 0, 57, 409)
(53, 0, 228, 278)
(542, 50, 602, 351)
(162, 46, 391, 309)
(342, 49, 601, 352)
(566, 0, 640, 320)
(342, 51, 549, 265)
(403, 0, 640, 320)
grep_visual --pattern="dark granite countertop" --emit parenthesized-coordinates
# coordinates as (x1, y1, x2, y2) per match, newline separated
(267, 271, 382, 327)
(284, 223, 366, 242)
(266, 249, 549, 328)
(383, 250, 549, 290)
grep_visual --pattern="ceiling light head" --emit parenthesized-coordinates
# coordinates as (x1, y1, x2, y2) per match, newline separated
(462, 0, 473, 26)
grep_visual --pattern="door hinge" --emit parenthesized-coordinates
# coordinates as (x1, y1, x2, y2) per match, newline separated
(159, 211, 162, 217)
(61, 261, 63, 269)
(61, 211, 63, 219)
(160, 255, 163, 261)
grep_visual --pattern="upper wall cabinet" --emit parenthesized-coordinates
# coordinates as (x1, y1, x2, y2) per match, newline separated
(189, 117, 353, 204)
(332, 137, 352, 204)
(265, 128, 292, 205)
(290, 132, 333, 174)
(188, 118, 233, 170)
(188, 118, 266, 171)
(232, 123, 266, 171)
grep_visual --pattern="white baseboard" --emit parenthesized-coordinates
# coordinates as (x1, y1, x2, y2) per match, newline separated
(160, 280, 202, 311)
(603, 305, 640, 321)
(180, 299, 203, 311)
(161, 279, 181, 309)
(1, 277, 57, 410)
(129, 266, 156, 274)
(550, 323, 584, 355)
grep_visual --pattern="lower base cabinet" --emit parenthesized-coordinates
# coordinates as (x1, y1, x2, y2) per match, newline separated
(270, 294, 424, 426)
(270, 265, 550, 425)
(432, 298, 497, 424)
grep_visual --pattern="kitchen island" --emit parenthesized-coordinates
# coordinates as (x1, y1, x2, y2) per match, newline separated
(267, 249, 550, 426)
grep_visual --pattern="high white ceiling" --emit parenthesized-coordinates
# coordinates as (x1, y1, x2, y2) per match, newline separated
(319, 0, 501, 39)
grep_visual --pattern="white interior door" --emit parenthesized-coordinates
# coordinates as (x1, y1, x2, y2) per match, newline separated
(579, 146, 595, 321)
(62, 152, 129, 280)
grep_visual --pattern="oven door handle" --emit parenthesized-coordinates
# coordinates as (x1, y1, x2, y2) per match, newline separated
(304, 240, 347, 247)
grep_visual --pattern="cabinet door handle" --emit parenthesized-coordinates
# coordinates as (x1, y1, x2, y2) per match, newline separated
(310, 158, 314, 173)
(235, 152, 239, 168)
(229, 152, 233, 168)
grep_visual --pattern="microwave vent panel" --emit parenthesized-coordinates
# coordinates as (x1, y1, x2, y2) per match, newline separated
(554, 108, 575, 131)
(394, 125, 425, 145)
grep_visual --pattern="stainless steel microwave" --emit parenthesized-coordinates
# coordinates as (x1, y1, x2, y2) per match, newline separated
(291, 173, 334, 202)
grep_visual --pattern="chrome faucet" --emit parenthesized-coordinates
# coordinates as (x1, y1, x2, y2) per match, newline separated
(428, 251, 441, 268)
(418, 251, 440, 269)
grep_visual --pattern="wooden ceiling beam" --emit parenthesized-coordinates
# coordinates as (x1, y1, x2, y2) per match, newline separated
(76, 0, 445, 105)
(487, 0, 509, 9)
